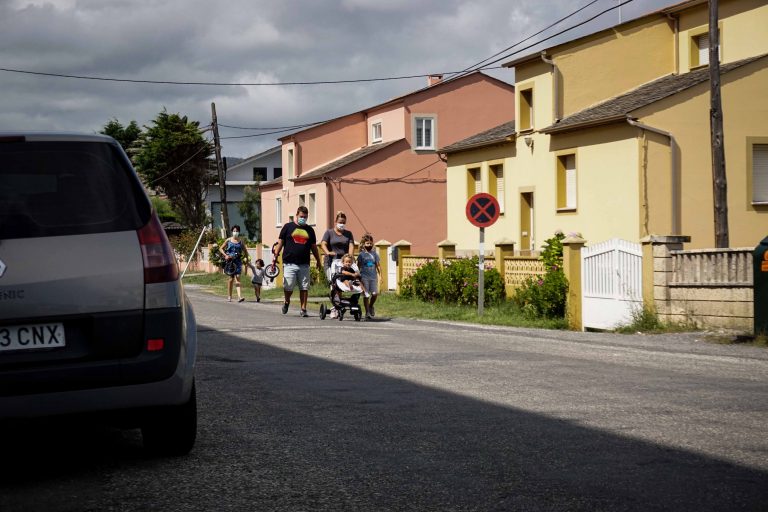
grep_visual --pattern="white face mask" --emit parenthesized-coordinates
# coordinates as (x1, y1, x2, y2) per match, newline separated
(232, 231, 239, 238)
(336, 223, 345, 230)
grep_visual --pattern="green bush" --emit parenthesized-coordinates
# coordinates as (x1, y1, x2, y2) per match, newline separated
(400, 257, 505, 306)
(512, 232, 569, 319)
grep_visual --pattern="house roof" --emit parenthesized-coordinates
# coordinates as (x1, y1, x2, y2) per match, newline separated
(279, 72, 513, 141)
(438, 121, 516, 154)
(290, 139, 402, 182)
(501, 0, 703, 69)
(541, 54, 768, 134)
(226, 145, 281, 171)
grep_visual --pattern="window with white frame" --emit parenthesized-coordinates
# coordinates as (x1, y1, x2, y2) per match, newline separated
(372, 122, 382, 144)
(414, 116, 435, 150)
(557, 153, 577, 211)
(753, 143, 768, 204)
(691, 31, 721, 68)
(275, 197, 283, 226)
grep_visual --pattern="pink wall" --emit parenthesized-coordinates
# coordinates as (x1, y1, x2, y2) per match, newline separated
(404, 74, 515, 149)
(284, 113, 366, 175)
(264, 73, 515, 256)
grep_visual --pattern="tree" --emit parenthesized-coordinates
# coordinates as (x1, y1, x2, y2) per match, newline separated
(238, 185, 261, 242)
(100, 118, 141, 153)
(133, 110, 213, 228)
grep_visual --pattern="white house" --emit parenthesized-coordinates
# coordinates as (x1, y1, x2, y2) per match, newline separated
(206, 145, 281, 241)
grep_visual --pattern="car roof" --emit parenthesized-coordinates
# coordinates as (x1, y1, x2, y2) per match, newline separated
(0, 131, 117, 143)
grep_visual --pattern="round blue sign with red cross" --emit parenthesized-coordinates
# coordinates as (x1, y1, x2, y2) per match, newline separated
(466, 193, 500, 228)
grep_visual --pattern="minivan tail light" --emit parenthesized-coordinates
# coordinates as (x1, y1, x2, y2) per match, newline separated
(137, 212, 179, 284)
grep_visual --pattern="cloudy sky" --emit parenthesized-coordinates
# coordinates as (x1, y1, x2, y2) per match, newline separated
(1, 0, 677, 158)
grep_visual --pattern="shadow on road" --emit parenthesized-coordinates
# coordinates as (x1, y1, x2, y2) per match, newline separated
(1, 326, 766, 511)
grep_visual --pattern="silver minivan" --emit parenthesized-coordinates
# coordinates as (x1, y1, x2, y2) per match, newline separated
(0, 132, 197, 455)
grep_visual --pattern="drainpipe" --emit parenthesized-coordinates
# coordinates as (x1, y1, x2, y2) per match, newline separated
(666, 13, 680, 75)
(626, 116, 680, 235)
(324, 176, 334, 229)
(541, 52, 560, 123)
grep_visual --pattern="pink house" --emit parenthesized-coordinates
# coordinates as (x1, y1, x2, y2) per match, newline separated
(260, 72, 515, 256)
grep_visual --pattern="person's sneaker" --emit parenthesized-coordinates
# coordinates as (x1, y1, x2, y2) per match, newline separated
(300, 309, 308, 317)
(256, 297, 261, 303)
(238, 297, 245, 303)
(227, 297, 232, 303)
(365, 313, 372, 320)
(282, 302, 289, 314)
(369, 304, 375, 317)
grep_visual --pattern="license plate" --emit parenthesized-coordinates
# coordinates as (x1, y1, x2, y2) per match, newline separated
(0, 323, 66, 352)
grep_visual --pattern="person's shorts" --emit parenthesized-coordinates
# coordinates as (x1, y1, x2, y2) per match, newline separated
(283, 263, 310, 291)
(361, 276, 378, 295)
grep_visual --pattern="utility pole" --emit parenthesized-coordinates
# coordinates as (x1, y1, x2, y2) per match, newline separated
(211, 102, 230, 236)
(709, 0, 729, 248)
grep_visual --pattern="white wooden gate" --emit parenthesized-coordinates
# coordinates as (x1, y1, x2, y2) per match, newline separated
(581, 238, 642, 330)
(386, 246, 397, 291)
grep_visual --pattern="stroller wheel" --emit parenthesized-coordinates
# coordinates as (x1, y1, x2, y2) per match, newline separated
(319, 304, 327, 320)
(353, 311, 362, 322)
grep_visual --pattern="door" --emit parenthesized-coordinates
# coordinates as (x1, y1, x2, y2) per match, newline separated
(520, 192, 534, 252)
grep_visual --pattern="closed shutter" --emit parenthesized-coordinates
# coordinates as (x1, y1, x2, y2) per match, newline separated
(496, 167, 505, 213)
(474, 168, 482, 193)
(276, 198, 282, 225)
(754, 144, 768, 203)
(697, 34, 710, 66)
(565, 154, 577, 209)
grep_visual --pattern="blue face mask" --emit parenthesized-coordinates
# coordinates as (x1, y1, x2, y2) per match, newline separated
(297, 217, 307, 226)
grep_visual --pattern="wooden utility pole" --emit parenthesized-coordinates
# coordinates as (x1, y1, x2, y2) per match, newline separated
(211, 102, 230, 235)
(709, 0, 729, 247)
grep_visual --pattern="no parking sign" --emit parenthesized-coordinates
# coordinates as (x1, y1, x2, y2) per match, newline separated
(465, 193, 500, 315)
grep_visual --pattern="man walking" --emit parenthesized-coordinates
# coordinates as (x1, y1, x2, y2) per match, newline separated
(273, 206, 323, 317)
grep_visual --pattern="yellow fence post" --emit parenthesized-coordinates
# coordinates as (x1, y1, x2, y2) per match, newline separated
(392, 240, 411, 293)
(494, 238, 516, 297)
(562, 235, 586, 331)
(375, 240, 391, 291)
(437, 240, 456, 268)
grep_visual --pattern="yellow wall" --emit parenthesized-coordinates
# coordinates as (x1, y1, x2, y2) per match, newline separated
(445, 125, 641, 253)
(634, 59, 768, 248)
(677, 0, 768, 73)
(554, 17, 674, 117)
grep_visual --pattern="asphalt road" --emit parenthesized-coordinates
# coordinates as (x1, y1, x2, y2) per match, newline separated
(2, 288, 767, 511)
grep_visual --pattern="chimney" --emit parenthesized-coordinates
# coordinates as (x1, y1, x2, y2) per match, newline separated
(427, 74, 443, 86)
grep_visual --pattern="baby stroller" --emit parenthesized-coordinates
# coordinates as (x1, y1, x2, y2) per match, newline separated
(319, 259, 363, 321)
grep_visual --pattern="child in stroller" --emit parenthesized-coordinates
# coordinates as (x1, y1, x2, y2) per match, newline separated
(319, 254, 368, 321)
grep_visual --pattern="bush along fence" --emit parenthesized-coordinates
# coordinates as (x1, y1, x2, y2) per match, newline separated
(393, 238, 546, 298)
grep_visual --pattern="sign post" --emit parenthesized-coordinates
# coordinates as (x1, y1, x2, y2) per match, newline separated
(466, 193, 500, 316)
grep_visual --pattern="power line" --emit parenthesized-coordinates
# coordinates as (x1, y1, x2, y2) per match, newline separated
(447, 0, 602, 78)
(449, 0, 638, 79)
(0, 66, 495, 87)
(219, 122, 324, 130)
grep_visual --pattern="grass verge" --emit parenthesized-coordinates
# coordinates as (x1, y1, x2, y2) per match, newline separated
(182, 273, 567, 329)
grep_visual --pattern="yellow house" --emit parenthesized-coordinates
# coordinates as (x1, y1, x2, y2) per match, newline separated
(442, 0, 768, 252)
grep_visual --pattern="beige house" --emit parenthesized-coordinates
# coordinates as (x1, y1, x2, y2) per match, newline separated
(442, 0, 768, 253)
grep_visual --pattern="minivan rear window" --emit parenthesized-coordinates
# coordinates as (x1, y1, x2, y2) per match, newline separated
(0, 141, 151, 239)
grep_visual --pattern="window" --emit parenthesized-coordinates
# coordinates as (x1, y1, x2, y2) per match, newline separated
(414, 117, 435, 150)
(372, 122, 382, 143)
(308, 193, 316, 224)
(275, 197, 283, 226)
(753, 143, 768, 204)
(287, 149, 294, 179)
(252, 167, 267, 181)
(489, 164, 505, 214)
(274, 167, 282, 179)
(467, 167, 481, 198)
(298, 193, 306, 208)
(690, 30, 721, 68)
(556, 154, 577, 211)
(519, 88, 534, 131)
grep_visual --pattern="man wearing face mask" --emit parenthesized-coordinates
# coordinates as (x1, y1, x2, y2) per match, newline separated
(320, 211, 355, 284)
(273, 206, 322, 317)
